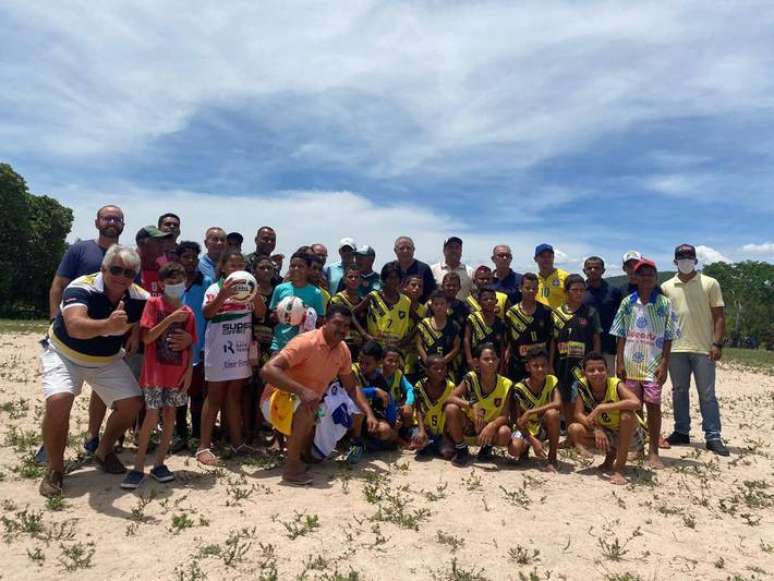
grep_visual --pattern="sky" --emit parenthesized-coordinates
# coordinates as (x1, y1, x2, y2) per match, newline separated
(2, 1, 773, 274)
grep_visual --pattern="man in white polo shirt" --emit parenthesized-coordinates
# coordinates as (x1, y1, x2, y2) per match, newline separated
(431, 236, 474, 300)
(662, 244, 729, 456)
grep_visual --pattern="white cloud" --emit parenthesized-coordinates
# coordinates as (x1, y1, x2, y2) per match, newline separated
(642, 174, 708, 197)
(695, 245, 730, 265)
(740, 242, 774, 256)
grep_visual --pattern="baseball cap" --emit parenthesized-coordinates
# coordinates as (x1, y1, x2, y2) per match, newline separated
(633, 258, 657, 272)
(355, 244, 376, 258)
(443, 236, 463, 247)
(622, 250, 642, 265)
(226, 232, 243, 244)
(339, 237, 357, 251)
(136, 225, 174, 244)
(534, 243, 554, 257)
(674, 244, 697, 259)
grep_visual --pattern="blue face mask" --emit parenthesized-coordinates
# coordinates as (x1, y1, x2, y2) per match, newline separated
(164, 282, 186, 300)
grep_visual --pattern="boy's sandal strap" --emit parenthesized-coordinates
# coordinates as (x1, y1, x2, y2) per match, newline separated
(195, 448, 219, 465)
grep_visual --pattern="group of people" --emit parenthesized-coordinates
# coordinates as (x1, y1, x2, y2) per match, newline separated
(37, 204, 729, 496)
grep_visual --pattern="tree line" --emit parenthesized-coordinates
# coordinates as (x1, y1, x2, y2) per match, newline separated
(0, 162, 771, 348)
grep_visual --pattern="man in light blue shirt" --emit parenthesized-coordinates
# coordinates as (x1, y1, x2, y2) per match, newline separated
(197, 227, 226, 281)
(324, 237, 357, 295)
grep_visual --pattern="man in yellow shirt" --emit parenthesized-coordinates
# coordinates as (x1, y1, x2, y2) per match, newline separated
(661, 244, 728, 456)
(534, 243, 569, 310)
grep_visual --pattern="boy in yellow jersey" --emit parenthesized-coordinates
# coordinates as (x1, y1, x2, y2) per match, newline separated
(505, 273, 554, 382)
(355, 263, 413, 351)
(410, 355, 456, 459)
(445, 343, 513, 466)
(382, 347, 415, 437)
(534, 243, 569, 310)
(464, 286, 507, 372)
(402, 275, 427, 379)
(468, 265, 510, 319)
(417, 290, 462, 380)
(508, 348, 561, 471)
(330, 265, 367, 358)
(568, 352, 642, 485)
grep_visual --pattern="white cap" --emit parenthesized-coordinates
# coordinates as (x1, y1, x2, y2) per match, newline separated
(339, 237, 357, 251)
(622, 250, 641, 265)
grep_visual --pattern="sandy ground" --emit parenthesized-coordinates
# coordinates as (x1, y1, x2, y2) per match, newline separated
(0, 332, 772, 581)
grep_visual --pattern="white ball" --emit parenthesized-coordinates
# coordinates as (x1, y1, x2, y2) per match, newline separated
(276, 296, 306, 326)
(225, 270, 257, 303)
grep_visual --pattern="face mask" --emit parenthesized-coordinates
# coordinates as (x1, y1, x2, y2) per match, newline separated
(164, 282, 186, 300)
(676, 259, 696, 274)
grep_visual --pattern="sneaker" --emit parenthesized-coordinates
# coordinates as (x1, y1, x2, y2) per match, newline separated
(83, 436, 99, 455)
(95, 451, 127, 474)
(39, 470, 63, 498)
(451, 446, 470, 467)
(346, 442, 365, 465)
(666, 432, 690, 446)
(120, 470, 146, 490)
(477, 445, 494, 462)
(34, 445, 48, 465)
(150, 464, 175, 483)
(706, 439, 730, 457)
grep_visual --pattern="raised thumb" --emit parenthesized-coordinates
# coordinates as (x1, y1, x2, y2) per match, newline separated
(116, 300, 125, 312)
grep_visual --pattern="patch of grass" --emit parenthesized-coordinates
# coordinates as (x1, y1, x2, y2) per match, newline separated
(13, 451, 45, 479)
(370, 487, 431, 531)
(170, 513, 196, 534)
(58, 541, 95, 571)
(432, 558, 490, 581)
(0, 398, 31, 419)
(26, 546, 45, 566)
(423, 482, 449, 502)
(462, 470, 482, 491)
(0, 319, 49, 334)
(1, 506, 45, 541)
(724, 348, 774, 374)
(281, 511, 320, 540)
(605, 575, 643, 581)
(597, 535, 630, 561)
(46, 495, 67, 512)
(436, 530, 465, 553)
(499, 485, 530, 509)
(175, 559, 207, 581)
(508, 545, 540, 565)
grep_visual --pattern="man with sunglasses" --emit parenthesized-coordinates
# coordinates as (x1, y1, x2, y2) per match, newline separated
(39, 245, 148, 497)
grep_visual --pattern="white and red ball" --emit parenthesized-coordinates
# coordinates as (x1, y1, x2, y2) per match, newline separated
(225, 270, 257, 303)
(276, 296, 306, 326)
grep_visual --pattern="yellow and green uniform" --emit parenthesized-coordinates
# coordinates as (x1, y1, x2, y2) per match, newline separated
(462, 370, 512, 423)
(537, 268, 569, 310)
(511, 375, 558, 436)
(576, 377, 623, 430)
(414, 377, 455, 435)
(319, 286, 331, 311)
(504, 302, 553, 381)
(366, 291, 412, 348)
(416, 316, 462, 380)
(330, 291, 363, 356)
(403, 302, 428, 376)
(466, 311, 507, 356)
(466, 291, 509, 320)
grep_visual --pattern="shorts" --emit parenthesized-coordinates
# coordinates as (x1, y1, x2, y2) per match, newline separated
(601, 425, 645, 450)
(557, 380, 578, 404)
(512, 425, 548, 443)
(625, 380, 662, 406)
(40, 344, 141, 408)
(125, 352, 144, 381)
(143, 387, 189, 409)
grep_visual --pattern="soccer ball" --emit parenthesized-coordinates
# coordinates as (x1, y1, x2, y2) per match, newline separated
(276, 296, 306, 326)
(225, 270, 257, 303)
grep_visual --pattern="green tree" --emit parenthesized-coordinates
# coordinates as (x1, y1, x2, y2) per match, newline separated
(0, 163, 73, 317)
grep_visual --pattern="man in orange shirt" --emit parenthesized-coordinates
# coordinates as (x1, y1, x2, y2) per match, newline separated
(261, 304, 378, 485)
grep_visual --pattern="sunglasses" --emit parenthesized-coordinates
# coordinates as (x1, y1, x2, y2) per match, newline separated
(108, 265, 138, 279)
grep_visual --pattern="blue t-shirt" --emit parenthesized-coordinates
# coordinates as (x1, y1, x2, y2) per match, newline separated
(183, 271, 212, 365)
(198, 254, 217, 282)
(269, 282, 326, 351)
(324, 261, 346, 296)
(56, 239, 107, 280)
(583, 280, 623, 355)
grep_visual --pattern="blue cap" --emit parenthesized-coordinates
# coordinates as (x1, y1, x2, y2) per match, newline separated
(534, 243, 554, 257)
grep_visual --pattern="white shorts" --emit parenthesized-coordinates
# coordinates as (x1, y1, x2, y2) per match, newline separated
(40, 344, 142, 408)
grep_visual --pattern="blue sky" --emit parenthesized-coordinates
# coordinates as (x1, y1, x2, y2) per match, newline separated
(2, 1, 773, 273)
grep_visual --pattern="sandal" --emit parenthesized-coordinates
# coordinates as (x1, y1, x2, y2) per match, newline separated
(195, 448, 219, 466)
(281, 473, 313, 486)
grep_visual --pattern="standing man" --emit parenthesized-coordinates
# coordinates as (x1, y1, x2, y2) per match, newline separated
(246, 226, 279, 271)
(491, 244, 522, 303)
(226, 232, 244, 252)
(157, 213, 181, 242)
(349, 245, 381, 297)
(311, 243, 328, 266)
(534, 243, 568, 310)
(389, 236, 436, 303)
(431, 237, 474, 300)
(582, 256, 622, 370)
(198, 227, 227, 281)
(662, 244, 729, 456)
(325, 237, 357, 295)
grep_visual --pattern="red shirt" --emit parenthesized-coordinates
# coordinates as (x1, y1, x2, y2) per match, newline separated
(140, 296, 197, 389)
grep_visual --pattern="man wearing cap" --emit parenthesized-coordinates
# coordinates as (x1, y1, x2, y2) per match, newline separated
(491, 244, 522, 303)
(136, 225, 175, 296)
(325, 237, 357, 295)
(388, 236, 436, 303)
(662, 244, 729, 456)
(348, 245, 381, 297)
(431, 237, 475, 300)
(534, 243, 568, 310)
(226, 232, 243, 253)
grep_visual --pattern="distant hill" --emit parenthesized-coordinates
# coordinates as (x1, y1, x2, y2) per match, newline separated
(605, 271, 676, 287)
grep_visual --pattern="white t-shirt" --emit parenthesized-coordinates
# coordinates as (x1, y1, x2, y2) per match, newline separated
(202, 281, 253, 382)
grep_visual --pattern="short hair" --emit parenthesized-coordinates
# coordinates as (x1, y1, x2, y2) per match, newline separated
(102, 244, 140, 272)
(582, 351, 607, 368)
(521, 272, 538, 285)
(525, 347, 549, 362)
(205, 226, 225, 238)
(429, 289, 448, 302)
(157, 213, 180, 227)
(383, 347, 404, 361)
(308, 254, 324, 268)
(327, 303, 353, 320)
(473, 342, 497, 359)
(257, 226, 275, 234)
(478, 285, 497, 300)
(425, 353, 446, 368)
(442, 272, 461, 284)
(564, 274, 586, 291)
(177, 241, 201, 256)
(96, 205, 123, 219)
(584, 255, 605, 268)
(360, 340, 384, 360)
(403, 274, 422, 284)
(344, 264, 361, 275)
(296, 245, 312, 255)
(394, 236, 414, 247)
(159, 261, 186, 281)
(380, 263, 401, 283)
(218, 250, 245, 268)
(290, 251, 312, 266)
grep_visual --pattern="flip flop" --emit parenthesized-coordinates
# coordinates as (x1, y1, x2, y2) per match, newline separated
(282, 474, 313, 486)
(195, 448, 219, 466)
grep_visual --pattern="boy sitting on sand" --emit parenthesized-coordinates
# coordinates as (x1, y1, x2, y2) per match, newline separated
(567, 352, 642, 485)
(410, 355, 456, 459)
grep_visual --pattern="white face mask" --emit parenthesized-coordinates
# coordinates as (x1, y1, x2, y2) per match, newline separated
(676, 259, 696, 274)
(164, 282, 186, 300)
